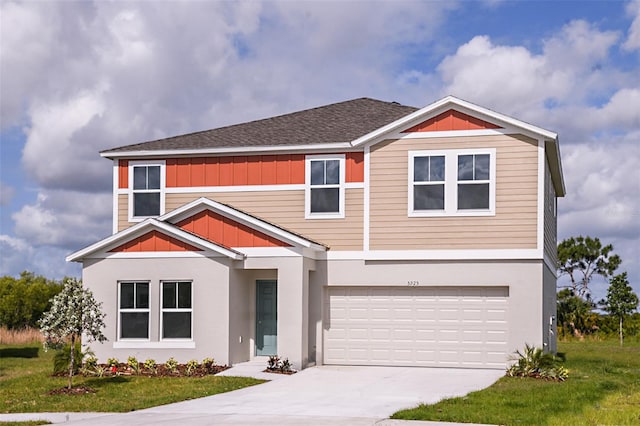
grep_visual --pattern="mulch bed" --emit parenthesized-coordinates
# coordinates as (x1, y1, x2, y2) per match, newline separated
(53, 363, 230, 378)
(263, 368, 296, 375)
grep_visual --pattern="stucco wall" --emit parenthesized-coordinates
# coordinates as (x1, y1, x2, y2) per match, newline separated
(310, 259, 545, 366)
(543, 262, 558, 353)
(82, 256, 234, 364)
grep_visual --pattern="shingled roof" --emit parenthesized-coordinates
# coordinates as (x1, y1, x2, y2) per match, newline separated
(102, 98, 418, 154)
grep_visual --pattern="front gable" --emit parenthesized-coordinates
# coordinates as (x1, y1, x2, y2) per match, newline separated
(109, 230, 203, 253)
(176, 209, 291, 248)
(402, 109, 501, 132)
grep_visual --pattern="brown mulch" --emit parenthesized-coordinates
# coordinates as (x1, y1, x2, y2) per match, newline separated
(54, 363, 230, 378)
(48, 386, 96, 395)
(263, 368, 296, 375)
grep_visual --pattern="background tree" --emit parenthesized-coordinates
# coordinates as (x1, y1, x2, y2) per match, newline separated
(0, 272, 63, 329)
(600, 272, 639, 346)
(556, 289, 599, 338)
(557, 236, 621, 299)
(38, 278, 107, 389)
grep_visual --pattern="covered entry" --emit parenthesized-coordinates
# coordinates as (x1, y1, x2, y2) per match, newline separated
(324, 286, 509, 368)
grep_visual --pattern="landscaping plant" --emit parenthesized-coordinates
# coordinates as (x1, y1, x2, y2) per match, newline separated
(506, 344, 568, 381)
(38, 278, 107, 389)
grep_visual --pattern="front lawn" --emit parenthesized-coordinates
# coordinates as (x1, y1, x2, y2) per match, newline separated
(392, 339, 640, 425)
(0, 344, 264, 413)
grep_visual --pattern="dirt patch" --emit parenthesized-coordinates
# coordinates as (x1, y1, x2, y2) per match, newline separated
(48, 386, 96, 395)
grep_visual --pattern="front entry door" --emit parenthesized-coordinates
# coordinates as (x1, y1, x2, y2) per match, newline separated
(256, 280, 277, 356)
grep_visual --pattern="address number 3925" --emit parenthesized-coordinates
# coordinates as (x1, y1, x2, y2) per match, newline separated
(407, 281, 420, 286)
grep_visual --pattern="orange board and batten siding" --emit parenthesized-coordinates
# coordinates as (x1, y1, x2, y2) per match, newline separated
(403, 110, 501, 133)
(118, 160, 129, 189)
(110, 230, 202, 252)
(369, 134, 539, 250)
(176, 209, 290, 248)
(118, 153, 364, 189)
(163, 189, 365, 250)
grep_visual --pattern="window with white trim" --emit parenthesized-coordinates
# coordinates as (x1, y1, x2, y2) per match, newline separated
(409, 149, 495, 216)
(413, 155, 445, 210)
(132, 165, 161, 217)
(457, 154, 490, 210)
(305, 155, 345, 218)
(161, 281, 192, 339)
(118, 282, 149, 339)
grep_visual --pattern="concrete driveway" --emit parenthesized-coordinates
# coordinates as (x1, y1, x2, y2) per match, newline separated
(4, 365, 503, 425)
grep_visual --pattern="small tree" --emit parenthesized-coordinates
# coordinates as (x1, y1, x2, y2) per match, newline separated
(38, 278, 107, 389)
(600, 272, 639, 346)
(557, 236, 621, 299)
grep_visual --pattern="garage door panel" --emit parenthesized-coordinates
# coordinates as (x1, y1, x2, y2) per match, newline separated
(325, 286, 509, 368)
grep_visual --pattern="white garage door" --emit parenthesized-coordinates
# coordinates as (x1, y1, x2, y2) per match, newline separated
(324, 286, 509, 368)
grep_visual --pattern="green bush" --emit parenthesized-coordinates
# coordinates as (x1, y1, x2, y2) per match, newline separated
(507, 344, 568, 381)
(53, 342, 83, 375)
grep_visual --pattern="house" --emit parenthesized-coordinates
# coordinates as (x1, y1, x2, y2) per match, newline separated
(67, 96, 565, 370)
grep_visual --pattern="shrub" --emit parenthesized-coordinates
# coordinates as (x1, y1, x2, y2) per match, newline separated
(506, 344, 568, 381)
(144, 358, 157, 374)
(106, 357, 119, 367)
(266, 355, 294, 373)
(267, 355, 280, 370)
(186, 359, 199, 376)
(53, 342, 82, 375)
(165, 357, 179, 373)
(127, 356, 140, 374)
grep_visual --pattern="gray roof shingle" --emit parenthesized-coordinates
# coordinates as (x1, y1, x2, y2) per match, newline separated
(102, 98, 418, 154)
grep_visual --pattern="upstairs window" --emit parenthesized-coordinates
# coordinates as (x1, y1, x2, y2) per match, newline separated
(305, 155, 345, 218)
(413, 155, 445, 211)
(457, 154, 490, 210)
(409, 149, 495, 217)
(133, 165, 161, 217)
(128, 161, 165, 221)
(161, 281, 192, 339)
(118, 282, 149, 339)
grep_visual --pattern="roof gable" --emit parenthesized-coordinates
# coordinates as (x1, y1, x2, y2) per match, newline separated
(109, 230, 202, 253)
(66, 219, 244, 262)
(163, 197, 327, 250)
(402, 109, 501, 132)
(176, 209, 291, 248)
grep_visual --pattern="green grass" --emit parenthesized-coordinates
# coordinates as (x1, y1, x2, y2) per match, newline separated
(392, 339, 640, 425)
(0, 344, 264, 413)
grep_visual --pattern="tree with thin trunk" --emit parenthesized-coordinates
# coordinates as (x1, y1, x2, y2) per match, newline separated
(599, 272, 639, 346)
(38, 278, 106, 389)
(557, 236, 621, 300)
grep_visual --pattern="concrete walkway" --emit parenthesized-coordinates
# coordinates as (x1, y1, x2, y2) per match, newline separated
(1, 360, 502, 425)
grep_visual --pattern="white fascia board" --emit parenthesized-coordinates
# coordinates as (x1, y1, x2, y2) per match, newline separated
(308, 249, 544, 261)
(160, 197, 327, 251)
(66, 219, 244, 262)
(100, 142, 354, 159)
(351, 95, 558, 147)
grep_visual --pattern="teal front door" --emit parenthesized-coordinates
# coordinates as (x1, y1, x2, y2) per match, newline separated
(256, 280, 277, 356)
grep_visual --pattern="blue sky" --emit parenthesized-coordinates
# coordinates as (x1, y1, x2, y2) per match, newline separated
(1, 0, 639, 302)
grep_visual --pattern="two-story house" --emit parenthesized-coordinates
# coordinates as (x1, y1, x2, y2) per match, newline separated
(68, 96, 565, 370)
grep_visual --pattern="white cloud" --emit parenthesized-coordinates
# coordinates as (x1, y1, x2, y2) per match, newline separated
(0, 234, 80, 278)
(624, 0, 640, 51)
(0, 182, 14, 206)
(13, 190, 112, 249)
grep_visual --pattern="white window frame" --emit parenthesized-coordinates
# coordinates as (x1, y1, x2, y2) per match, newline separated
(117, 281, 150, 341)
(160, 281, 193, 341)
(305, 154, 345, 219)
(128, 160, 166, 222)
(408, 148, 496, 217)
